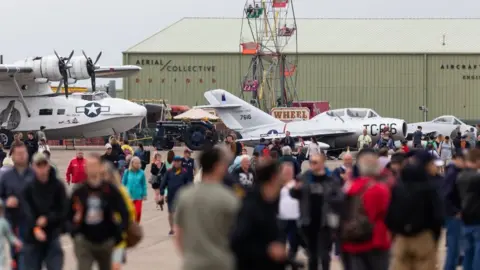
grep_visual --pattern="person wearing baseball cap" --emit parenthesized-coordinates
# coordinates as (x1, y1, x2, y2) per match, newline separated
(101, 143, 117, 169)
(23, 152, 68, 269)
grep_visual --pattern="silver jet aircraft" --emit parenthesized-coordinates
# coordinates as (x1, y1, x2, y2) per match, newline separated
(407, 115, 477, 140)
(201, 90, 407, 156)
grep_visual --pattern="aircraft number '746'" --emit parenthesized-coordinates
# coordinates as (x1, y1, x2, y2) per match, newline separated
(240, 114, 252, 120)
(363, 123, 397, 136)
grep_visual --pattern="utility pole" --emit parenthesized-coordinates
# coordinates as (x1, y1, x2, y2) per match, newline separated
(279, 54, 287, 106)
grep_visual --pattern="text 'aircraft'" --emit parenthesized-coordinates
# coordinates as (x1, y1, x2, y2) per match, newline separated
(0, 50, 145, 146)
(199, 90, 407, 155)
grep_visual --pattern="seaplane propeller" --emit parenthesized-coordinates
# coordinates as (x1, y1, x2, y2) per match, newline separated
(82, 50, 102, 92)
(54, 50, 74, 98)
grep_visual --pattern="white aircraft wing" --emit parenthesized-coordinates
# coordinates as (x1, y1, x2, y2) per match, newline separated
(94, 65, 141, 78)
(236, 129, 355, 142)
(0, 65, 33, 81)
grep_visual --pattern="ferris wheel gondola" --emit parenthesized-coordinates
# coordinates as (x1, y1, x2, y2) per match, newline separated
(240, 0, 299, 112)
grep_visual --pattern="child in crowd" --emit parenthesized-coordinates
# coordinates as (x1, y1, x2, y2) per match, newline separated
(0, 201, 22, 268)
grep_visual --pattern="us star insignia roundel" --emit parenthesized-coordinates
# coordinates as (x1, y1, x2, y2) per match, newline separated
(75, 102, 110, 118)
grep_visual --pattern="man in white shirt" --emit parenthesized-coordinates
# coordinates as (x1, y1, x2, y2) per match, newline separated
(277, 163, 301, 261)
(357, 129, 372, 150)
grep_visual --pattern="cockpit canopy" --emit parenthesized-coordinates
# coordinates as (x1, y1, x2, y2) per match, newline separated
(70, 91, 111, 101)
(432, 115, 463, 125)
(320, 108, 380, 119)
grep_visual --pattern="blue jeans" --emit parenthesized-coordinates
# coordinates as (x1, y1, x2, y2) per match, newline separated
(278, 219, 299, 259)
(444, 217, 464, 270)
(462, 225, 480, 270)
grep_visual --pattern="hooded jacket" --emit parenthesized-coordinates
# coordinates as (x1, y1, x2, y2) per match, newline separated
(386, 164, 444, 240)
(342, 177, 391, 253)
(22, 168, 67, 243)
(122, 169, 147, 200)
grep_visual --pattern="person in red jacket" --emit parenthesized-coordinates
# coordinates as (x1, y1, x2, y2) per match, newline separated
(342, 149, 391, 270)
(66, 151, 87, 189)
(400, 141, 410, 153)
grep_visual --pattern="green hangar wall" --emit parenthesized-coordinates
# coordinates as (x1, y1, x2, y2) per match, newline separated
(123, 18, 480, 122)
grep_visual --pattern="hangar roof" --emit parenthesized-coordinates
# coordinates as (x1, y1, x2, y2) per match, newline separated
(125, 17, 480, 54)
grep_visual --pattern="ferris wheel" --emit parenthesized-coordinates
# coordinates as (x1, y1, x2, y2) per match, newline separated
(240, 0, 299, 112)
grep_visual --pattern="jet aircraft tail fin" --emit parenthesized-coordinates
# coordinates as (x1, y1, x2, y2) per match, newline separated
(199, 89, 283, 131)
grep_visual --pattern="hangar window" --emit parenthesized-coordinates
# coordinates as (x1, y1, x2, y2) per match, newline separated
(39, 109, 53, 116)
(57, 109, 65, 115)
(347, 109, 368, 118)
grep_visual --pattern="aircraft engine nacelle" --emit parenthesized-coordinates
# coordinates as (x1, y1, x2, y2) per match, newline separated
(68, 56, 90, 80)
(32, 55, 62, 81)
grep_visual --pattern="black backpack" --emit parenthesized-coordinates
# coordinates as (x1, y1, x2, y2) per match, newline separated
(340, 182, 374, 243)
(385, 181, 430, 236)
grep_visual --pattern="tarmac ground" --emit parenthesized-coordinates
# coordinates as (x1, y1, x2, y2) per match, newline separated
(43, 147, 450, 270)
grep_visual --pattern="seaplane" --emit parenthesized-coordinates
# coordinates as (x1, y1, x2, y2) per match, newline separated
(0, 50, 146, 146)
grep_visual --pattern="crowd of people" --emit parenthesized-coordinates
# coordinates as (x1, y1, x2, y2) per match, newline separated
(3, 125, 480, 270)
(0, 133, 147, 270)
(167, 128, 480, 270)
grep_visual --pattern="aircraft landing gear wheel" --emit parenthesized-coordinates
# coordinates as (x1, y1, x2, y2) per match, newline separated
(0, 129, 13, 149)
(184, 124, 209, 151)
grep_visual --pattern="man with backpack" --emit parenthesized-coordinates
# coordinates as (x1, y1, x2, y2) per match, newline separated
(290, 153, 343, 270)
(385, 150, 444, 270)
(340, 148, 391, 270)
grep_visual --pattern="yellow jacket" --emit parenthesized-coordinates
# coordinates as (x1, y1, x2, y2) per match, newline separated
(114, 185, 136, 248)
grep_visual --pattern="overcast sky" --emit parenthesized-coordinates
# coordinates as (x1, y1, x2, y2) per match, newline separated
(1, 0, 478, 88)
